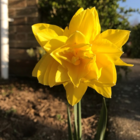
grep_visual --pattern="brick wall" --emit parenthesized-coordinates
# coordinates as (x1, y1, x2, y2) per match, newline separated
(8, 0, 39, 77)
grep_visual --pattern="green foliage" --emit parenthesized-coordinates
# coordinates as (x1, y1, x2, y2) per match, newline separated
(38, 0, 138, 30)
(28, 0, 138, 79)
(129, 24, 140, 58)
(26, 47, 46, 60)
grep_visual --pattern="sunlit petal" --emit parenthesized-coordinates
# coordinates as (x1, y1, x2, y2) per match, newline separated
(66, 31, 88, 45)
(115, 58, 134, 67)
(36, 54, 54, 84)
(100, 29, 130, 49)
(44, 36, 67, 53)
(32, 7, 133, 105)
(89, 84, 112, 98)
(84, 57, 101, 81)
(92, 38, 122, 54)
(90, 7, 101, 41)
(32, 23, 64, 47)
(43, 59, 59, 87)
(69, 10, 86, 35)
(32, 54, 46, 77)
(55, 65, 70, 83)
(96, 54, 117, 86)
(63, 26, 69, 36)
(64, 82, 87, 106)
(73, 7, 84, 17)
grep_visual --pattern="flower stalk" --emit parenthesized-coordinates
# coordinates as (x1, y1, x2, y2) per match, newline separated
(68, 101, 82, 140)
(95, 98, 107, 140)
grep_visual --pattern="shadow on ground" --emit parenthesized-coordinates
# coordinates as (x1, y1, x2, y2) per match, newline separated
(106, 58, 140, 140)
(0, 77, 102, 140)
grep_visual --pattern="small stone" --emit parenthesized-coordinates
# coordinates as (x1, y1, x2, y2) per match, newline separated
(135, 115, 140, 119)
(29, 87, 34, 92)
(124, 99, 131, 104)
(34, 119, 37, 122)
(39, 112, 44, 117)
(50, 113, 55, 117)
(1, 89, 5, 93)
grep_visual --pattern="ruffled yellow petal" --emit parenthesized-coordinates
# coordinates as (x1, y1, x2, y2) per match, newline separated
(78, 9, 96, 42)
(55, 65, 70, 83)
(63, 26, 69, 36)
(100, 29, 130, 49)
(50, 31, 90, 66)
(89, 84, 112, 98)
(67, 62, 87, 87)
(32, 23, 64, 47)
(36, 54, 55, 84)
(69, 10, 86, 35)
(43, 59, 59, 87)
(84, 57, 101, 81)
(44, 36, 67, 53)
(90, 7, 101, 41)
(33, 53, 65, 87)
(73, 7, 84, 17)
(107, 52, 123, 63)
(96, 54, 117, 86)
(69, 9, 99, 42)
(64, 82, 87, 106)
(32, 54, 46, 77)
(115, 58, 134, 67)
(33, 55, 69, 87)
(92, 38, 122, 54)
(32, 7, 133, 104)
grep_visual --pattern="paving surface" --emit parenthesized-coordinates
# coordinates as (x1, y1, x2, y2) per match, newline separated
(107, 58, 140, 140)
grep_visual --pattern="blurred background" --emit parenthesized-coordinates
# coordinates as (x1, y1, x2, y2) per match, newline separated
(0, 0, 140, 78)
(0, 0, 140, 140)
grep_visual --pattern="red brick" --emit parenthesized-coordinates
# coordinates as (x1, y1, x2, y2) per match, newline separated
(9, 59, 37, 77)
(9, 41, 39, 48)
(9, 0, 26, 8)
(27, 0, 38, 7)
(9, 34, 16, 40)
(9, 17, 26, 25)
(9, 26, 16, 33)
(16, 33, 26, 40)
(16, 25, 31, 33)
(9, 48, 35, 60)
(27, 17, 39, 24)
(9, 9, 16, 17)
(27, 33, 36, 40)
(16, 8, 38, 17)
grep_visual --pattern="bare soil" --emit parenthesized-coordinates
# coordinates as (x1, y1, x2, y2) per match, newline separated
(106, 58, 140, 140)
(0, 77, 102, 140)
(0, 58, 139, 140)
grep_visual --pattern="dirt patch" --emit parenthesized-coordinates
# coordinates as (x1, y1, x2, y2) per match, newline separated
(106, 58, 140, 140)
(0, 77, 102, 140)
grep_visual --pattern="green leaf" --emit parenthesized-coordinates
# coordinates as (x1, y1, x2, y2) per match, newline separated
(95, 98, 107, 140)
(67, 103, 74, 140)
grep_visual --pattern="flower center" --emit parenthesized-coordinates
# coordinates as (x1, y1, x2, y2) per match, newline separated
(71, 56, 81, 65)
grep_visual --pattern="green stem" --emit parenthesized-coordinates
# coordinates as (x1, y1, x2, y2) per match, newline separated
(77, 100, 82, 140)
(74, 104, 78, 140)
(67, 103, 74, 140)
(95, 97, 107, 140)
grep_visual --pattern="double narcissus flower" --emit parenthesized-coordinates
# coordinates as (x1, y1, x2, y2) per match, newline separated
(32, 7, 133, 106)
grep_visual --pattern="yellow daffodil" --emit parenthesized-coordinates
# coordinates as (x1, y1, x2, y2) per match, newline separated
(32, 7, 133, 106)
